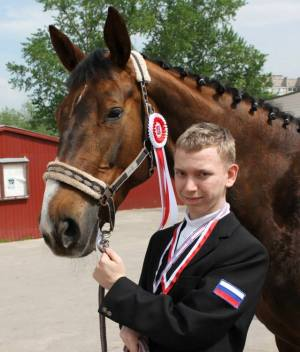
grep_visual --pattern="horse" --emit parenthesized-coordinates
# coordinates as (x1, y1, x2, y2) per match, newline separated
(39, 7, 300, 352)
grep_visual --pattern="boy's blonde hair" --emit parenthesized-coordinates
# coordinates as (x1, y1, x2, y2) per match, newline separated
(176, 122, 236, 164)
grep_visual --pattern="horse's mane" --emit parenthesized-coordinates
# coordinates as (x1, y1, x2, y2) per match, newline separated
(143, 55, 300, 134)
(65, 48, 300, 134)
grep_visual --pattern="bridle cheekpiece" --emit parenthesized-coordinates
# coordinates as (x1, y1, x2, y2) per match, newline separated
(43, 51, 155, 246)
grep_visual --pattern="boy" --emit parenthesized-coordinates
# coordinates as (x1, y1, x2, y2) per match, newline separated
(93, 122, 269, 352)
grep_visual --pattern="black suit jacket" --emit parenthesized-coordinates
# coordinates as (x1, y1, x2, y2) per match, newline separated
(100, 212, 269, 352)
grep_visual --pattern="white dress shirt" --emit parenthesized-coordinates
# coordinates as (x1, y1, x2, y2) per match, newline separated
(176, 202, 230, 250)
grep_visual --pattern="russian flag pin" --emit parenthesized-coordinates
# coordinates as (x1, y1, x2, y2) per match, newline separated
(213, 279, 246, 309)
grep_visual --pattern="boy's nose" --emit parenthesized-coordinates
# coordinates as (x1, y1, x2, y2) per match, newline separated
(184, 178, 197, 192)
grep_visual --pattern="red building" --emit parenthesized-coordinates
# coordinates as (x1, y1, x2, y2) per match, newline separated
(0, 125, 161, 241)
(0, 125, 58, 241)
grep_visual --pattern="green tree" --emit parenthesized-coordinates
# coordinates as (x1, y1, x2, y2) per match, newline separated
(0, 107, 30, 130)
(144, 0, 271, 96)
(7, 0, 272, 133)
(0, 103, 55, 135)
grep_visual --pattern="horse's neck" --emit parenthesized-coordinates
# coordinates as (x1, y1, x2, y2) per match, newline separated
(147, 61, 299, 154)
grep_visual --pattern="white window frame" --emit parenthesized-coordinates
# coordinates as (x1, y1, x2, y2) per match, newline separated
(0, 157, 29, 200)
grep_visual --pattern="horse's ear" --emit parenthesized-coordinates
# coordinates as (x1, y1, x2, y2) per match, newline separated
(104, 7, 131, 68)
(49, 25, 85, 72)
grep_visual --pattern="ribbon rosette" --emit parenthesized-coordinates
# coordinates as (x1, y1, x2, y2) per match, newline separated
(148, 113, 178, 229)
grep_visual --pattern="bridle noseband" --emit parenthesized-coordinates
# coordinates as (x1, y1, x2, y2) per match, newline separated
(44, 50, 155, 242)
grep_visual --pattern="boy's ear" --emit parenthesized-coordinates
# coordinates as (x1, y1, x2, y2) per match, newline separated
(226, 164, 239, 188)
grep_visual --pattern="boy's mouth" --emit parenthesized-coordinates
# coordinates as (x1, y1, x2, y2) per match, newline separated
(183, 196, 203, 201)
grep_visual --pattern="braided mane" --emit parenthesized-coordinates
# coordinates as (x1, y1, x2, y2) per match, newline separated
(64, 48, 300, 134)
(144, 55, 300, 134)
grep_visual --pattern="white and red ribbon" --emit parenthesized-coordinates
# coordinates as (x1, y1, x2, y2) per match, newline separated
(153, 203, 230, 294)
(148, 113, 178, 229)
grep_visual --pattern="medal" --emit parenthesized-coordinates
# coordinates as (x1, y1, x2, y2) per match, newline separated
(153, 203, 230, 294)
(153, 219, 218, 294)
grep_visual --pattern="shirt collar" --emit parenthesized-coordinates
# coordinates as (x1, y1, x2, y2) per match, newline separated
(184, 202, 230, 229)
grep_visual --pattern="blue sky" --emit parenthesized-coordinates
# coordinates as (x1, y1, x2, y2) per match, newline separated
(1, 0, 300, 110)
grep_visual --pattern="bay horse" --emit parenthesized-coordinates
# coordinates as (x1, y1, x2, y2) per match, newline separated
(39, 7, 300, 352)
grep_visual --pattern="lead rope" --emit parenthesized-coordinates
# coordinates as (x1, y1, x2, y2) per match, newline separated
(98, 286, 107, 352)
(96, 231, 111, 352)
(97, 197, 115, 352)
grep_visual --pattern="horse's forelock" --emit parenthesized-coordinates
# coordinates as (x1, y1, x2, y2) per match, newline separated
(66, 49, 112, 90)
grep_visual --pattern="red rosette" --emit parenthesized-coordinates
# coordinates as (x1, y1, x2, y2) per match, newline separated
(148, 113, 168, 148)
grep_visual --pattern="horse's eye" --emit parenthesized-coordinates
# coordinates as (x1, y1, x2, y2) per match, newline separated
(106, 107, 123, 121)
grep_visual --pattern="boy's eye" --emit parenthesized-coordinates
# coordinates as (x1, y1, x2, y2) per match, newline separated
(175, 170, 185, 176)
(198, 172, 211, 177)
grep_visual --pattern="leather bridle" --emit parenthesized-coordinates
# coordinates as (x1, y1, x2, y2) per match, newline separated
(44, 51, 155, 244)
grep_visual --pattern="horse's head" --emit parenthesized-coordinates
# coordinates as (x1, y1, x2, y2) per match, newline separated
(39, 8, 151, 257)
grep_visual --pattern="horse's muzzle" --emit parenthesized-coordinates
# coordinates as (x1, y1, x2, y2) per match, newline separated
(40, 205, 99, 258)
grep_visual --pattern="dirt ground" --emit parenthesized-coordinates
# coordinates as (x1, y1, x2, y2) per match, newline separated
(0, 208, 277, 352)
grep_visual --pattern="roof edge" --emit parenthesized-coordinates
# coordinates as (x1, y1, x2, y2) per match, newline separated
(267, 91, 300, 100)
(0, 125, 58, 143)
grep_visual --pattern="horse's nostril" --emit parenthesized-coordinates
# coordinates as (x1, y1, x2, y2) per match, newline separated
(59, 218, 79, 249)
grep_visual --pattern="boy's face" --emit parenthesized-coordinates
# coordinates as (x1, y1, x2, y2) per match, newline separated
(174, 147, 239, 219)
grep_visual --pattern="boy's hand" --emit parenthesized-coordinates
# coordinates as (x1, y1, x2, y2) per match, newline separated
(120, 326, 140, 352)
(93, 248, 125, 289)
